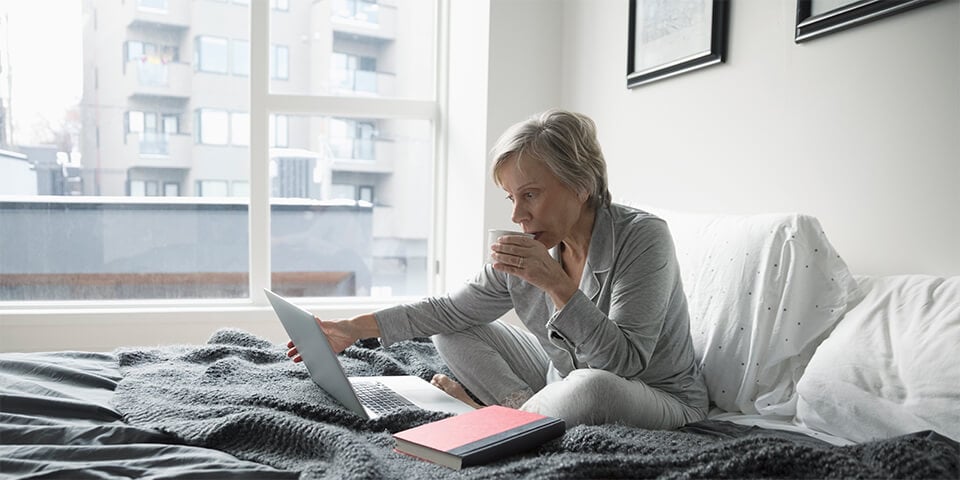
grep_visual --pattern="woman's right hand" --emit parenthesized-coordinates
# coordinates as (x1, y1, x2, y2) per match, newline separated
(286, 317, 360, 362)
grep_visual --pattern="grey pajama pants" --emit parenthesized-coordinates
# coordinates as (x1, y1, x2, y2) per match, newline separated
(432, 320, 707, 428)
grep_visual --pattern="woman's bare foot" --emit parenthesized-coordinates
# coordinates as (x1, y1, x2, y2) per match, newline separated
(430, 374, 483, 409)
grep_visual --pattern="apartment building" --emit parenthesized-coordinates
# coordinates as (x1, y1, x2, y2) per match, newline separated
(79, 0, 437, 296)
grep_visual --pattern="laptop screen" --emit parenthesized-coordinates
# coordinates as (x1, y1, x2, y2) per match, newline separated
(264, 289, 368, 417)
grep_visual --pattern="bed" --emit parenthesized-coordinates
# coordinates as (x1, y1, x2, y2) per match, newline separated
(2, 210, 958, 479)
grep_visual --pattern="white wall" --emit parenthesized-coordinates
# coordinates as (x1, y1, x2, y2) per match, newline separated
(444, 0, 562, 286)
(557, 0, 959, 276)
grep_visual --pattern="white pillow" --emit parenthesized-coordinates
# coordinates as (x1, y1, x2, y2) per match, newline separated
(640, 207, 862, 415)
(796, 275, 960, 442)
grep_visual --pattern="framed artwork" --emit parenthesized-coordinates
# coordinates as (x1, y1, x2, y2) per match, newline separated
(627, 0, 728, 89)
(795, 0, 942, 43)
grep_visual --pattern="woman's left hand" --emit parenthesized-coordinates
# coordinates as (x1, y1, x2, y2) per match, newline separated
(492, 235, 578, 306)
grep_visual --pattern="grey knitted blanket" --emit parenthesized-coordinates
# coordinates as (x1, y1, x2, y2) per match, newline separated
(113, 329, 959, 479)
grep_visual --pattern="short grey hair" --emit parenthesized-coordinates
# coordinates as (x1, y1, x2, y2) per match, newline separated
(491, 109, 611, 209)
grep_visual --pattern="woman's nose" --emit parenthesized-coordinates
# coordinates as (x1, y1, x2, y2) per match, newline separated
(511, 203, 529, 225)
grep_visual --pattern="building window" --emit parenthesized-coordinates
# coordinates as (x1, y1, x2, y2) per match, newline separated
(271, 0, 290, 11)
(127, 111, 144, 133)
(196, 180, 229, 197)
(271, 44, 289, 80)
(269, 114, 288, 147)
(138, 0, 167, 12)
(329, 118, 375, 160)
(196, 36, 229, 74)
(358, 185, 374, 203)
(163, 115, 179, 134)
(331, 52, 377, 94)
(231, 39, 249, 76)
(164, 182, 180, 196)
(231, 112, 249, 146)
(196, 109, 230, 145)
(129, 180, 146, 196)
(129, 179, 160, 196)
(231, 181, 249, 197)
(332, 0, 379, 24)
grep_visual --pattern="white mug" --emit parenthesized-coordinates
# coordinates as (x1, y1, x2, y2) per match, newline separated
(487, 229, 534, 263)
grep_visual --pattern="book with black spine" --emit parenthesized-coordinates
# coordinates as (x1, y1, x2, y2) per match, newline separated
(392, 405, 565, 469)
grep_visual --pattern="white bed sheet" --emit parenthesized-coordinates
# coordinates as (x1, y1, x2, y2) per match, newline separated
(707, 408, 854, 446)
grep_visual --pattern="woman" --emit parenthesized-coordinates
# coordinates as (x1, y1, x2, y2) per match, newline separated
(288, 109, 707, 428)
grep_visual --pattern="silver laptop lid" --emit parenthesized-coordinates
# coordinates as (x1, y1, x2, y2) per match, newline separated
(264, 289, 369, 419)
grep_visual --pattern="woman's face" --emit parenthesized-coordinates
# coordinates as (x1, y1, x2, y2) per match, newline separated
(497, 154, 587, 249)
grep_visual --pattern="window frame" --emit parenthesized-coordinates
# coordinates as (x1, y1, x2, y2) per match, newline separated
(250, 0, 448, 307)
(195, 35, 230, 74)
(0, 0, 450, 352)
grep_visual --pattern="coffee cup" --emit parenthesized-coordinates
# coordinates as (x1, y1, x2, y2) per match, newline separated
(487, 229, 534, 263)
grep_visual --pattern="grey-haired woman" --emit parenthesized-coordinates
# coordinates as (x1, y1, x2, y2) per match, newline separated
(289, 109, 707, 428)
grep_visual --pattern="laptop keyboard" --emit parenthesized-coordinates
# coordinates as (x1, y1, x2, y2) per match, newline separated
(353, 381, 417, 414)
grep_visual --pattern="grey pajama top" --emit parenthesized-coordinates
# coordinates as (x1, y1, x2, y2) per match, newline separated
(375, 203, 708, 409)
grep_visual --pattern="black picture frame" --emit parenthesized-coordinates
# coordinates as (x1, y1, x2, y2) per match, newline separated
(795, 0, 941, 43)
(627, 0, 728, 89)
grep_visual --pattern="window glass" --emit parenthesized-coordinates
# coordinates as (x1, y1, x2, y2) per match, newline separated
(0, 1, 251, 301)
(197, 109, 230, 145)
(130, 180, 147, 196)
(1, 0, 437, 302)
(164, 182, 180, 196)
(232, 39, 249, 76)
(138, 0, 167, 11)
(269, 115, 432, 297)
(231, 112, 250, 146)
(269, 114, 289, 147)
(271, 44, 289, 80)
(196, 36, 229, 74)
(269, 0, 435, 100)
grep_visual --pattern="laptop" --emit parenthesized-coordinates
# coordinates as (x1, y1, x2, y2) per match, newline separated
(264, 289, 475, 419)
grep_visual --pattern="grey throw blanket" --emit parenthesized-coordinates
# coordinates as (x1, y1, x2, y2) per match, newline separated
(113, 329, 959, 479)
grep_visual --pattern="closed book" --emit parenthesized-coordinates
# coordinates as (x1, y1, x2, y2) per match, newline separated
(392, 405, 565, 469)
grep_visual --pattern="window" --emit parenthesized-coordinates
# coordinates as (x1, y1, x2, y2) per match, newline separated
(331, 52, 377, 94)
(358, 185, 374, 203)
(127, 111, 145, 133)
(329, 118, 376, 160)
(1, 0, 439, 306)
(332, 0, 379, 24)
(196, 180, 229, 197)
(163, 115, 179, 134)
(196, 36, 229, 74)
(129, 180, 159, 196)
(130, 180, 146, 196)
(231, 181, 249, 197)
(269, 114, 288, 148)
(231, 112, 250, 146)
(196, 109, 230, 145)
(138, 0, 167, 12)
(164, 182, 180, 196)
(231, 39, 249, 76)
(271, 44, 288, 80)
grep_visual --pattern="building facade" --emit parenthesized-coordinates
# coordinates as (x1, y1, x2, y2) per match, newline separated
(79, 0, 435, 296)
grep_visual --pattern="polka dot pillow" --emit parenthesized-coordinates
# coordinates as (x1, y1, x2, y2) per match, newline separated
(645, 208, 862, 415)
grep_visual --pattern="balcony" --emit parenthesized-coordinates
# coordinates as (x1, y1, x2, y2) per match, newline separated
(330, 0, 397, 41)
(330, 139, 395, 174)
(123, 132, 193, 169)
(330, 69, 396, 97)
(125, 61, 192, 101)
(125, 0, 191, 31)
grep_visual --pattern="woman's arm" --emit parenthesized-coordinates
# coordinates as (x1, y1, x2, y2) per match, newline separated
(286, 312, 380, 361)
